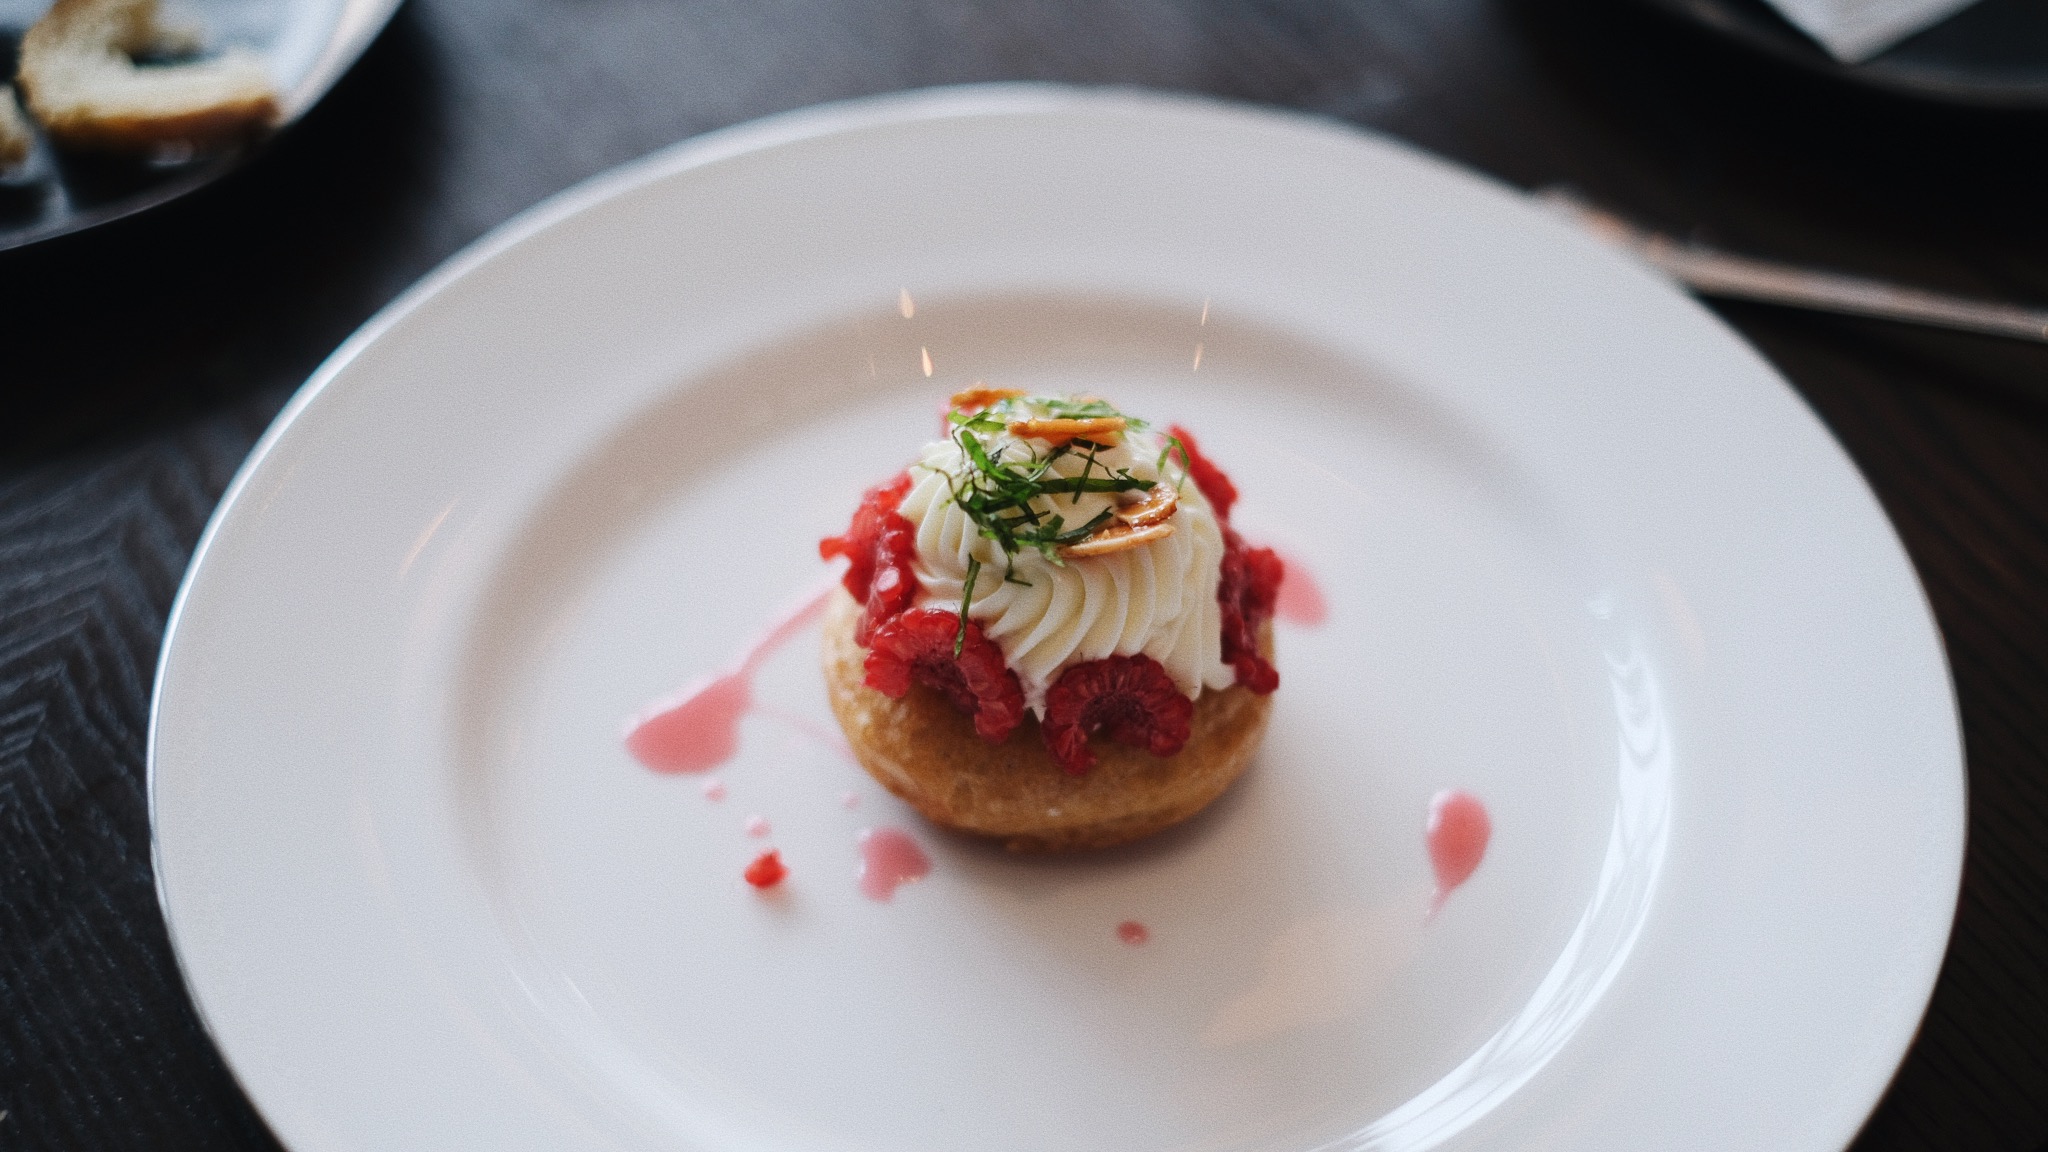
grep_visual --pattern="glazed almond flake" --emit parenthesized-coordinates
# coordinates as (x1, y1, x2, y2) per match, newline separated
(949, 385, 1027, 412)
(1061, 520, 1174, 558)
(1113, 485, 1177, 528)
(1007, 416, 1125, 447)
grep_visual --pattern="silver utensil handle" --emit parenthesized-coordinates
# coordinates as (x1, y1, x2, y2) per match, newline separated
(1541, 189, 2048, 344)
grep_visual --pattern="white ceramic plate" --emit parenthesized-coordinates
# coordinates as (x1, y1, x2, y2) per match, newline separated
(150, 86, 1963, 1152)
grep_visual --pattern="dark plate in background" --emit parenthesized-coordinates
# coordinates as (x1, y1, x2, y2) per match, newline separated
(0, 0, 402, 253)
(1637, 0, 2048, 107)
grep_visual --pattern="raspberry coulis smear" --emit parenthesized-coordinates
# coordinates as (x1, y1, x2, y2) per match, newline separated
(1269, 546, 1327, 627)
(1426, 790, 1492, 914)
(624, 580, 835, 774)
(856, 827, 931, 902)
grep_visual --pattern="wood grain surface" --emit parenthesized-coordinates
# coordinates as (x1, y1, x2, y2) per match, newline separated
(2, 1, 2043, 1148)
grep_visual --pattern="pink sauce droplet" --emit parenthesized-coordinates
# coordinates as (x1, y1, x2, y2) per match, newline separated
(840, 791, 861, 810)
(627, 673, 751, 773)
(1117, 920, 1150, 946)
(745, 815, 771, 837)
(624, 583, 834, 774)
(1427, 790, 1492, 915)
(856, 827, 931, 902)
(1271, 547, 1327, 627)
(701, 778, 727, 801)
(756, 703, 859, 763)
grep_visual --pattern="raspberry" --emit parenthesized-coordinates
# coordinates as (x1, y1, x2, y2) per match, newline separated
(863, 608, 1026, 743)
(819, 472, 919, 642)
(1161, 429, 1277, 691)
(1218, 528, 1283, 694)
(1168, 424, 1238, 522)
(1041, 654, 1195, 775)
(744, 849, 787, 889)
(818, 472, 912, 599)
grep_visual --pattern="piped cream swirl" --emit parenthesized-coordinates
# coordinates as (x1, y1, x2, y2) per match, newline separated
(899, 422, 1231, 714)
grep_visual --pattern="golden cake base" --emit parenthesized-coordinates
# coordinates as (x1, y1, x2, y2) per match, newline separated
(821, 589, 1271, 852)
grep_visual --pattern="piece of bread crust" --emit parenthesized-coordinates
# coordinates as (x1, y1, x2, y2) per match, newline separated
(823, 589, 1273, 852)
(0, 88, 32, 169)
(18, 0, 279, 153)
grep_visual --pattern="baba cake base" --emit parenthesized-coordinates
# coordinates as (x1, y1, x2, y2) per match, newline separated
(821, 589, 1272, 852)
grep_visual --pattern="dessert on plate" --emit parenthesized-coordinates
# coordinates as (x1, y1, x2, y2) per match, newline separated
(820, 390, 1283, 851)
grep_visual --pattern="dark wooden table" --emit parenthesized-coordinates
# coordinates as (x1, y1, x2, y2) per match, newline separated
(4, 1, 2044, 1147)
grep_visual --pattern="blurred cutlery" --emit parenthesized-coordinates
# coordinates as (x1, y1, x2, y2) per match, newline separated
(1541, 188, 2048, 344)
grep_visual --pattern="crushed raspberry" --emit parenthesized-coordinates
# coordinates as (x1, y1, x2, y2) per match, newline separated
(863, 608, 1026, 743)
(1161, 428, 1277, 691)
(818, 472, 911, 598)
(1041, 654, 1195, 775)
(743, 849, 787, 888)
(1218, 528, 1283, 694)
(819, 472, 919, 643)
(1167, 424, 1238, 522)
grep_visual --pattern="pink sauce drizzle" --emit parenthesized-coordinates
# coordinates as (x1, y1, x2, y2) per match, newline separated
(1270, 546, 1327, 627)
(701, 778, 727, 801)
(625, 582, 835, 773)
(840, 791, 861, 810)
(755, 702, 858, 763)
(857, 827, 931, 902)
(1117, 920, 1150, 946)
(1427, 790, 1492, 915)
(745, 815, 771, 837)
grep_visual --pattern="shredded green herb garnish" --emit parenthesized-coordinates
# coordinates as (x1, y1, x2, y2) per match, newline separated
(1071, 441, 1098, 505)
(941, 395, 1188, 645)
(1156, 434, 1188, 494)
(955, 556, 981, 655)
(1035, 396, 1151, 428)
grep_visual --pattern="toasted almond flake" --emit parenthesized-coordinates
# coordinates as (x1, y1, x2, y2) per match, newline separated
(1007, 416, 1125, 447)
(1061, 520, 1174, 558)
(1113, 485, 1177, 528)
(949, 385, 1027, 412)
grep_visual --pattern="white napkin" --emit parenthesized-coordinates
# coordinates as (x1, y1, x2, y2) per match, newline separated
(1762, 0, 1983, 61)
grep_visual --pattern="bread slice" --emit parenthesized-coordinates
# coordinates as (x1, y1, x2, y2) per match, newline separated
(0, 87, 32, 169)
(822, 589, 1273, 852)
(18, 0, 279, 152)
